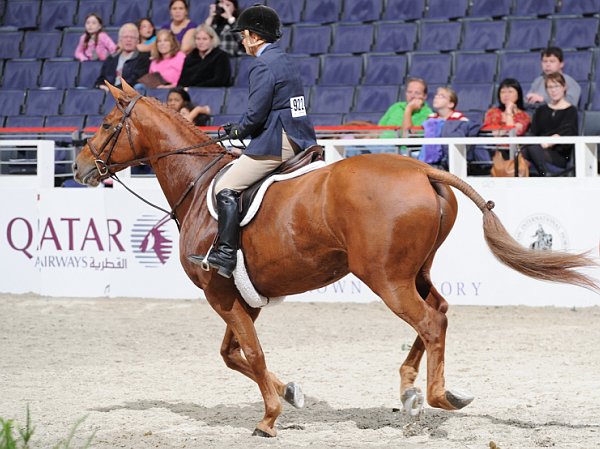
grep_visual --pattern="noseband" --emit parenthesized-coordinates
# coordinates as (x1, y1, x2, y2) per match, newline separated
(87, 94, 143, 178)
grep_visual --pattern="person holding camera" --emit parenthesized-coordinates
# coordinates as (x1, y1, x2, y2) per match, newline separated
(204, 0, 243, 56)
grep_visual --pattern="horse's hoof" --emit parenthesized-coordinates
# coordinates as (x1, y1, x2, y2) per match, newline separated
(401, 387, 424, 416)
(283, 382, 305, 409)
(445, 389, 474, 409)
(252, 428, 276, 438)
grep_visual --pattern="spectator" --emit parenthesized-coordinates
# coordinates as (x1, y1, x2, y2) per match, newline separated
(419, 87, 479, 170)
(204, 0, 243, 57)
(74, 13, 116, 62)
(526, 47, 581, 108)
(177, 24, 231, 87)
(95, 23, 151, 91)
(141, 30, 186, 89)
(167, 86, 211, 126)
(161, 0, 197, 54)
(137, 17, 156, 52)
(522, 72, 578, 176)
(378, 78, 432, 138)
(483, 78, 531, 136)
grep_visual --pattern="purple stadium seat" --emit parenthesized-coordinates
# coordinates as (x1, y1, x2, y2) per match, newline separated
(84, 115, 104, 128)
(187, 87, 226, 115)
(553, 17, 599, 49)
(5, 115, 45, 127)
(558, 0, 600, 15)
(112, 1, 150, 26)
(426, 0, 468, 19)
(40, 59, 79, 88)
(278, 27, 291, 52)
(39, 0, 77, 31)
(2, 59, 42, 89)
(151, 0, 170, 26)
(288, 55, 320, 86)
(3, 0, 40, 29)
(232, 56, 254, 86)
(408, 53, 452, 84)
(341, 0, 382, 22)
(383, 0, 424, 21)
(453, 52, 497, 83)
(319, 55, 363, 86)
(21, 32, 62, 59)
(373, 22, 416, 53)
(188, 0, 213, 26)
(330, 23, 373, 54)
(265, 0, 305, 24)
(24, 89, 63, 115)
(310, 113, 344, 126)
(452, 83, 494, 111)
(77, 60, 104, 88)
(461, 20, 506, 51)
(45, 115, 85, 128)
(364, 54, 407, 85)
(468, 0, 511, 18)
(513, 0, 555, 16)
(506, 18, 551, 50)
(62, 88, 104, 115)
(354, 85, 399, 113)
(76, 0, 114, 27)
(144, 88, 169, 103)
(498, 51, 541, 83)
(0, 30, 23, 59)
(562, 50, 593, 82)
(418, 21, 461, 52)
(0, 90, 25, 116)
(303, 0, 341, 23)
(291, 24, 332, 55)
(310, 85, 355, 114)
(223, 87, 249, 114)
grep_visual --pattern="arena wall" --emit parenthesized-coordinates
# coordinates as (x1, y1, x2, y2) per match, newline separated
(1, 139, 599, 307)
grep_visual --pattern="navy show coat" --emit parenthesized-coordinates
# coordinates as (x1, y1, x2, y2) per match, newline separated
(236, 43, 317, 157)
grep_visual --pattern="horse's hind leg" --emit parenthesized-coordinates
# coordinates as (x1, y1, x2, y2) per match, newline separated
(220, 325, 305, 408)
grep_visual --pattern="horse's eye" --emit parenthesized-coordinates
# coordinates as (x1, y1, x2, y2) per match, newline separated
(102, 123, 111, 130)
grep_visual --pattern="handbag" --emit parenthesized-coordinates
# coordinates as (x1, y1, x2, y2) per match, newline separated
(137, 72, 167, 88)
(490, 149, 529, 177)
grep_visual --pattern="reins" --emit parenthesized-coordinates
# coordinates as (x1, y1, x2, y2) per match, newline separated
(87, 94, 233, 231)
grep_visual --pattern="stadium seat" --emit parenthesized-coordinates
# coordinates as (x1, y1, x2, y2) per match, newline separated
(151, 0, 170, 26)
(309, 85, 355, 114)
(452, 83, 494, 111)
(25, 89, 63, 115)
(582, 110, 600, 135)
(3, 0, 40, 29)
(39, 59, 79, 88)
(232, 56, 253, 86)
(425, 0, 468, 20)
(319, 55, 363, 86)
(112, 1, 150, 26)
(590, 87, 600, 110)
(39, 0, 77, 31)
(144, 88, 168, 103)
(309, 113, 344, 126)
(223, 87, 249, 114)
(5, 115, 45, 127)
(0, 90, 25, 116)
(364, 53, 407, 85)
(553, 17, 599, 49)
(187, 87, 226, 115)
(341, 0, 382, 22)
(558, 0, 600, 15)
(373, 21, 416, 53)
(1, 59, 42, 89)
(302, 0, 341, 23)
(461, 20, 506, 51)
(418, 21, 461, 52)
(77, 60, 104, 88)
(84, 115, 104, 128)
(382, 0, 424, 21)
(497, 51, 541, 83)
(563, 50, 593, 82)
(0, 30, 23, 59)
(62, 88, 104, 115)
(288, 55, 320, 86)
(59, 28, 84, 57)
(505, 18, 552, 50)
(330, 23, 373, 54)
(408, 53, 452, 84)
(45, 115, 85, 128)
(265, 0, 304, 24)
(468, 0, 511, 18)
(343, 112, 384, 124)
(188, 0, 213, 25)
(353, 85, 399, 113)
(452, 52, 497, 83)
(290, 24, 332, 55)
(578, 81, 590, 109)
(21, 32, 62, 59)
(279, 27, 291, 52)
(513, 0, 555, 16)
(76, 0, 114, 27)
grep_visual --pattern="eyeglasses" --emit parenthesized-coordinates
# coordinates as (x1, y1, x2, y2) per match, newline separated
(546, 84, 563, 91)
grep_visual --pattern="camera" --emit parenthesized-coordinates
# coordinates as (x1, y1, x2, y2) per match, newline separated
(215, 1, 225, 15)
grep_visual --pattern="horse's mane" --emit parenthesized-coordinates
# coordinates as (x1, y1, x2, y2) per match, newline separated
(143, 95, 213, 144)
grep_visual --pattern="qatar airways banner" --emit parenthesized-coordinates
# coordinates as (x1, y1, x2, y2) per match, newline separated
(1, 179, 599, 307)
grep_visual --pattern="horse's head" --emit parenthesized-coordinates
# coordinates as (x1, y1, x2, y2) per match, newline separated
(73, 80, 147, 187)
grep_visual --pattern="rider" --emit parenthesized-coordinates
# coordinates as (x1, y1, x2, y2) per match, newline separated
(188, 5, 318, 278)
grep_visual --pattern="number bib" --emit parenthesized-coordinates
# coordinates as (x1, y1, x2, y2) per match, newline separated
(290, 96, 307, 118)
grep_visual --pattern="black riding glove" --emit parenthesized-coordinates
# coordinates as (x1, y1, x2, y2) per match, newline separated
(222, 123, 242, 140)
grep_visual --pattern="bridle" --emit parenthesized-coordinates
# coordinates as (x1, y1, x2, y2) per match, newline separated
(85, 94, 231, 231)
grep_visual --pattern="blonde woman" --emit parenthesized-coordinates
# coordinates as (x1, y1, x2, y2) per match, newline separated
(147, 30, 186, 89)
(177, 24, 231, 87)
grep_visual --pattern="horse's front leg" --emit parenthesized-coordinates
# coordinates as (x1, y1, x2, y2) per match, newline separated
(220, 325, 305, 408)
(399, 281, 449, 413)
(205, 285, 282, 437)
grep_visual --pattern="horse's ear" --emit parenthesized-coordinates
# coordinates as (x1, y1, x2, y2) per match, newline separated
(120, 78, 139, 97)
(105, 81, 126, 102)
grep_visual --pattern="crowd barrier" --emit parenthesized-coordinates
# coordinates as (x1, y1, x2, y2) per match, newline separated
(1, 136, 599, 307)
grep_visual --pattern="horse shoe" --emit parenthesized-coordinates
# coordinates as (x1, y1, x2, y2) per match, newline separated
(283, 382, 305, 409)
(401, 388, 424, 416)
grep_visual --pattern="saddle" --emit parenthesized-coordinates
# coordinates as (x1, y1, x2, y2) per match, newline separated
(211, 145, 324, 221)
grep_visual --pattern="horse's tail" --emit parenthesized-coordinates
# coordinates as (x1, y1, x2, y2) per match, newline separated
(425, 167, 599, 291)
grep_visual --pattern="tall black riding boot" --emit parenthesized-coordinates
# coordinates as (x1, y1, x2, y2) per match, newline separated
(188, 189, 240, 278)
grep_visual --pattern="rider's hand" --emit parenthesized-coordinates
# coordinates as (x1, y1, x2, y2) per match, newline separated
(223, 123, 241, 139)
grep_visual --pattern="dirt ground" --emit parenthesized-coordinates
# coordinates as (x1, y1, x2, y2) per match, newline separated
(1, 294, 599, 449)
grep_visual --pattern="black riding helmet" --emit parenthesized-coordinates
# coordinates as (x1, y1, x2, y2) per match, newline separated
(231, 4, 282, 43)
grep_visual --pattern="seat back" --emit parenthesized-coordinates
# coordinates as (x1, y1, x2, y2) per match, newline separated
(265, 0, 304, 24)
(553, 17, 599, 49)
(45, 114, 85, 128)
(310, 85, 355, 114)
(354, 85, 399, 113)
(341, 0, 382, 22)
(382, 0, 424, 21)
(563, 50, 593, 82)
(21, 32, 62, 58)
(320, 55, 363, 86)
(3, 0, 40, 29)
(62, 88, 104, 115)
(289, 55, 320, 86)
(25, 88, 64, 115)
(452, 83, 493, 111)
(187, 87, 226, 115)
(291, 24, 331, 55)
(426, 0, 468, 19)
(364, 53, 407, 85)
(0, 90, 25, 116)
(40, 59, 79, 88)
(223, 87, 249, 114)
(418, 21, 461, 52)
(468, 0, 511, 18)
(112, 1, 150, 26)
(77, 60, 104, 87)
(2, 59, 42, 89)
(409, 53, 452, 84)
(76, 0, 114, 26)
(513, 0, 555, 16)
(302, 0, 341, 23)
(498, 52, 540, 83)
(373, 21, 416, 53)
(558, 0, 600, 15)
(330, 23, 373, 54)
(453, 52, 497, 83)
(0, 30, 23, 59)
(461, 20, 506, 51)
(39, 0, 77, 31)
(506, 18, 551, 50)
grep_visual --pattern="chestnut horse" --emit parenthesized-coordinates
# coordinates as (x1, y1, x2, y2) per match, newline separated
(73, 81, 598, 437)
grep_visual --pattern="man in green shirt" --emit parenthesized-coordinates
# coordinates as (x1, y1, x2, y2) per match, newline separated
(379, 77, 432, 138)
